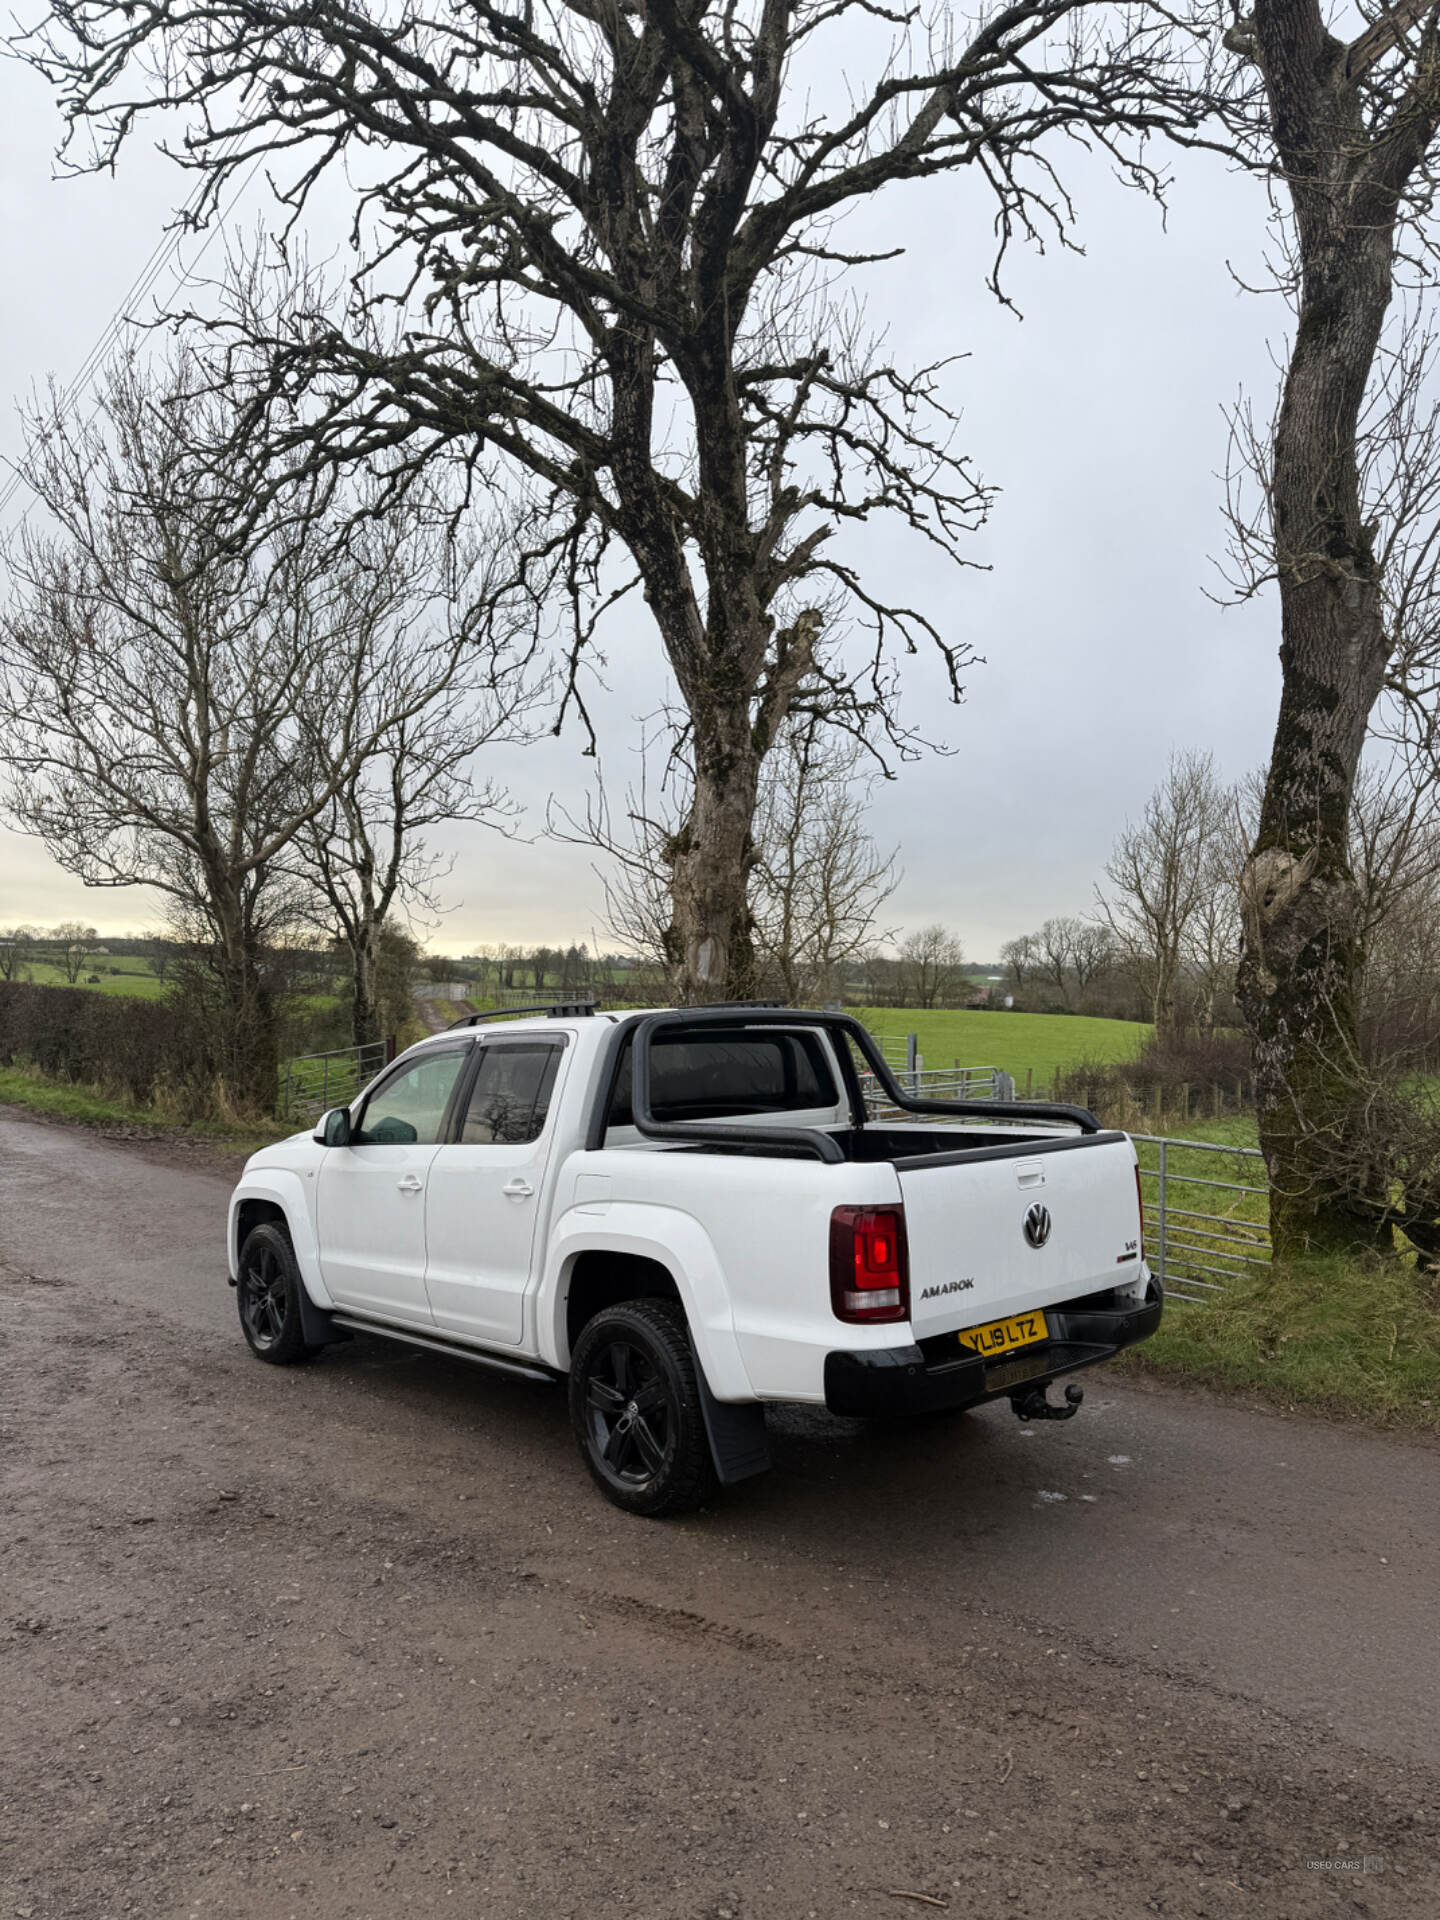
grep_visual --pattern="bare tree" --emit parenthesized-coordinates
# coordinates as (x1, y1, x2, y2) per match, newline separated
(1070, 920, 1117, 999)
(1001, 919, 1112, 1007)
(1184, 829, 1241, 1036)
(1351, 759, 1440, 956)
(750, 726, 898, 1004)
(1208, 0, 1440, 1252)
(1033, 919, 1077, 1006)
(562, 739, 680, 986)
(0, 926, 37, 983)
(570, 713, 895, 1005)
(53, 921, 98, 985)
(372, 923, 426, 1046)
(13, 0, 1215, 1004)
(1361, 861, 1440, 1066)
(1098, 751, 1229, 1037)
(858, 948, 905, 1011)
(999, 932, 1039, 994)
(1025, 916, 1100, 1008)
(294, 605, 541, 1048)
(0, 345, 519, 1109)
(897, 924, 967, 1010)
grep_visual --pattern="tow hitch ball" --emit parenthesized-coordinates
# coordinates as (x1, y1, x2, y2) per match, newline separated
(1011, 1382, 1084, 1423)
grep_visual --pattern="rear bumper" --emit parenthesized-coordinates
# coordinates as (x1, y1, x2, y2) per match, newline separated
(823, 1276, 1163, 1417)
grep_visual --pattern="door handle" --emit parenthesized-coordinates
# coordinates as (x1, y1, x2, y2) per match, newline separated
(396, 1174, 424, 1193)
(503, 1177, 535, 1200)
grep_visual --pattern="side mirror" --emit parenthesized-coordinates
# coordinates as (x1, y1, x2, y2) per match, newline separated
(313, 1107, 353, 1148)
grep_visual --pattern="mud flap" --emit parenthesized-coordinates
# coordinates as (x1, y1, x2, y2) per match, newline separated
(695, 1366, 771, 1484)
(297, 1284, 353, 1351)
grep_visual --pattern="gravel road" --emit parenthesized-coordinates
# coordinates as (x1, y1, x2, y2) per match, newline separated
(1, 1107, 1437, 1919)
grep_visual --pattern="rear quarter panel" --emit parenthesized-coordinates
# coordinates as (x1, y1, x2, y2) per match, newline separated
(545, 1147, 904, 1402)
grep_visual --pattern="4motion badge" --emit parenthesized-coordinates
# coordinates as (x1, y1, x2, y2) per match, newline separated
(1023, 1202, 1052, 1249)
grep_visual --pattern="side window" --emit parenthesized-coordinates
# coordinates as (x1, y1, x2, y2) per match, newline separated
(460, 1043, 563, 1145)
(353, 1049, 469, 1146)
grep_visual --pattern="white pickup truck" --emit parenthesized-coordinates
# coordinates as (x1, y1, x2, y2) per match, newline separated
(228, 1004, 1161, 1515)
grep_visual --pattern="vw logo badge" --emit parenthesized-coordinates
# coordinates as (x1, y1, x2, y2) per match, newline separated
(1023, 1202, 1052, 1249)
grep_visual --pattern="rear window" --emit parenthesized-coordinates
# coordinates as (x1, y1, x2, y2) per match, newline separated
(460, 1042, 562, 1145)
(608, 1029, 839, 1125)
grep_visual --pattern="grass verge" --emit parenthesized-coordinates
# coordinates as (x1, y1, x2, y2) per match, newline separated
(1119, 1255, 1440, 1430)
(0, 1066, 291, 1153)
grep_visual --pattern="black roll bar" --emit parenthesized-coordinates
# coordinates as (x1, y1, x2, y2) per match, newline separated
(621, 1007, 1098, 1163)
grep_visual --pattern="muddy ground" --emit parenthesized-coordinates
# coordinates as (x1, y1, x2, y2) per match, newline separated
(1, 1107, 1437, 1919)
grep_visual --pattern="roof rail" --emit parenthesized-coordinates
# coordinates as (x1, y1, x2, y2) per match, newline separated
(447, 999, 598, 1030)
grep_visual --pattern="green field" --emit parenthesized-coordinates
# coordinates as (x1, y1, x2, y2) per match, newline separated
(856, 1006, 1148, 1088)
(19, 956, 167, 998)
(15, 956, 344, 1018)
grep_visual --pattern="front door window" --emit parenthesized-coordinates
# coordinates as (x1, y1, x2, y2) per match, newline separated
(354, 1049, 468, 1145)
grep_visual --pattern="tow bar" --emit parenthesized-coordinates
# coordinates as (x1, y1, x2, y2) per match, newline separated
(1011, 1382, 1085, 1422)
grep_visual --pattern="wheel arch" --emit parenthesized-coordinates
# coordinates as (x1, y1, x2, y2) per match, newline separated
(541, 1206, 753, 1401)
(564, 1249, 680, 1357)
(235, 1195, 288, 1257)
(228, 1172, 331, 1307)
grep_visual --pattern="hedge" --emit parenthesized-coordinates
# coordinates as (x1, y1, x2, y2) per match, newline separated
(0, 979, 190, 1106)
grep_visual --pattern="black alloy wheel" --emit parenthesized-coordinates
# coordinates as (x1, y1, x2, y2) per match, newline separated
(236, 1222, 319, 1366)
(568, 1299, 718, 1517)
(585, 1338, 673, 1485)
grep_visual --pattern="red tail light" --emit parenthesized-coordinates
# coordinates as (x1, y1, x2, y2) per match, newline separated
(830, 1206, 909, 1324)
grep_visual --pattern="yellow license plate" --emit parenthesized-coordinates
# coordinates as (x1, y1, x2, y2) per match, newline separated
(957, 1310, 1049, 1358)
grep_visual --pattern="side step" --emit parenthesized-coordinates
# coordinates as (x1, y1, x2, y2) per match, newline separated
(329, 1314, 561, 1384)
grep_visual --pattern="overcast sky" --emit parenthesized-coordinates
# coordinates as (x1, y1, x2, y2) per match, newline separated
(0, 49, 1282, 960)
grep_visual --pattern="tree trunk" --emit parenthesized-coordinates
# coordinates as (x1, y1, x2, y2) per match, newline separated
(350, 918, 382, 1049)
(229, 981, 279, 1116)
(1237, 236, 1395, 1257)
(667, 719, 761, 1005)
(211, 934, 279, 1115)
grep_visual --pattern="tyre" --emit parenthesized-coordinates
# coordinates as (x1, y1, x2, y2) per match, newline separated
(235, 1222, 321, 1366)
(569, 1299, 719, 1517)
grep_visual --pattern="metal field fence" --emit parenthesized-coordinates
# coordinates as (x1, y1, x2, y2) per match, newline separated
(863, 1033, 1012, 1115)
(1130, 1133, 1270, 1304)
(278, 1040, 389, 1122)
(862, 1062, 1010, 1117)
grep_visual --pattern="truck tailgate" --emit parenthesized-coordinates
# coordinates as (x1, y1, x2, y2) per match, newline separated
(900, 1135, 1142, 1338)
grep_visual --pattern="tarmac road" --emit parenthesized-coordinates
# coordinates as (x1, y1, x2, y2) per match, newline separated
(1, 1106, 1437, 1919)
